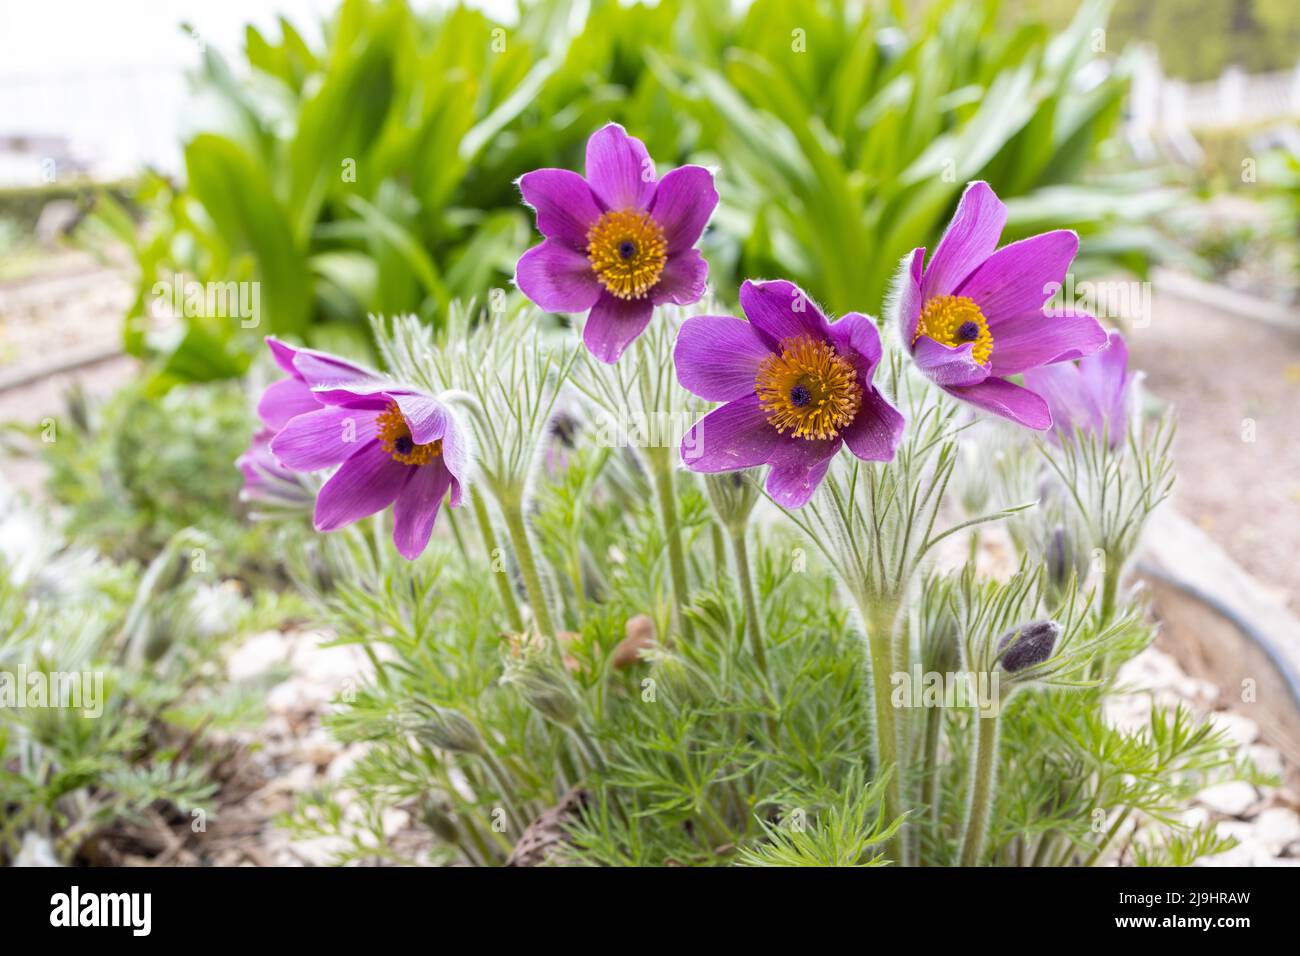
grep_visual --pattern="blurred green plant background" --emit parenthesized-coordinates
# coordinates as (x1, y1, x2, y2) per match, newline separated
(92, 0, 1168, 390)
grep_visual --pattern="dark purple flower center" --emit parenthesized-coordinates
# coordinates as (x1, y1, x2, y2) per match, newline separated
(618, 239, 637, 260)
(956, 320, 981, 342)
(789, 383, 812, 407)
(394, 435, 414, 456)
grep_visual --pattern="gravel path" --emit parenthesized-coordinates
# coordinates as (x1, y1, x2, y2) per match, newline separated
(1129, 279, 1300, 614)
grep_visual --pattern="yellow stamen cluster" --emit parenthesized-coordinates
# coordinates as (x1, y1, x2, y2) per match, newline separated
(376, 401, 442, 466)
(586, 209, 667, 300)
(754, 335, 862, 441)
(913, 294, 994, 366)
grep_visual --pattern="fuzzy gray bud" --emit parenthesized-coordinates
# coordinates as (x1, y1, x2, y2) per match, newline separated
(501, 645, 580, 725)
(410, 702, 483, 754)
(997, 620, 1060, 673)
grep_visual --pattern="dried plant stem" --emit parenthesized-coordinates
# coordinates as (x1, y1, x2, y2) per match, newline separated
(472, 494, 523, 632)
(959, 712, 1000, 866)
(647, 446, 694, 641)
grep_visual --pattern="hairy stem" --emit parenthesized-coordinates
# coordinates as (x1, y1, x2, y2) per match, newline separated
(472, 494, 524, 632)
(499, 496, 557, 639)
(860, 600, 904, 864)
(959, 712, 1001, 866)
(729, 527, 768, 679)
(919, 702, 943, 851)
(647, 446, 694, 641)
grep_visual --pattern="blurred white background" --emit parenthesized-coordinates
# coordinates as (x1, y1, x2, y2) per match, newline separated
(0, 0, 515, 184)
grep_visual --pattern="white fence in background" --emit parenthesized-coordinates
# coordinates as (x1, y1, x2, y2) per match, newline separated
(1127, 46, 1300, 164)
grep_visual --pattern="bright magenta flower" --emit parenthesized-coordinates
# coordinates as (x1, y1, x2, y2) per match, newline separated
(895, 181, 1108, 429)
(514, 123, 718, 363)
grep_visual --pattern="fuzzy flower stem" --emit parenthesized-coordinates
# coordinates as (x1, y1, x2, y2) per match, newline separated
(472, 494, 524, 632)
(729, 526, 768, 680)
(851, 594, 904, 863)
(499, 494, 558, 639)
(920, 703, 944, 831)
(959, 711, 1001, 866)
(480, 748, 528, 835)
(647, 445, 694, 641)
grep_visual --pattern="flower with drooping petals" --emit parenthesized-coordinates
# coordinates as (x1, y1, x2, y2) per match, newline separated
(674, 279, 904, 507)
(1023, 330, 1139, 449)
(514, 123, 718, 364)
(269, 383, 469, 560)
(894, 181, 1108, 429)
(237, 426, 313, 507)
(256, 336, 383, 430)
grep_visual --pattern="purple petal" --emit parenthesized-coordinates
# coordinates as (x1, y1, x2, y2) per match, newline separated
(515, 240, 603, 314)
(651, 248, 709, 306)
(986, 310, 1107, 376)
(391, 459, 453, 560)
(826, 311, 883, 379)
(680, 395, 783, 472)
(912, 337, 990, 387)
(292, 351, 385, 391)
(922, 181, 1007, 300)
(1080, 330, 1129, 413)
(739, 279, 828, 347)
(765, 437, 839, 508)
(266, 336, 378, 388)
(314, 441, 411, 532)
(1080, 329, 1136, 447)
(271, 405, 379, 472)
(674, 314, 772, 402)
(257, 377, 321, 430)
(585, 123, 656, 211)
(894, 247, 926, 345)
(958, 230, 1079, 323)
(389, 392, 449, 445)
(439, 415, 469, 507)
(944, 378, 1051, 430)
(1022, 362, 1097, 441)
(582, 292, 654, 364)
(518, 168, 603, 249)
(649, 165, 718, 253)
(842, 387, 904, 462)
(266, 337, 302, 377)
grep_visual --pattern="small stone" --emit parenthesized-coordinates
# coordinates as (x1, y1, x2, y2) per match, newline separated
(1247, 744, 1284, 778)
(1197, 781, 1259, 817)
(614, 614, 657, 668)
(1209, 711, 1259, 748)
(1254, 807, 1300, 855)
(227, 631, 290, 681)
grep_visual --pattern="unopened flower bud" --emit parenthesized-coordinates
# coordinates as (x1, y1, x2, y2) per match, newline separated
(705, 471, 759, 529)
(410, 702, 483, 754)
(997, 620, 1060, 673)
(418, 797, 460, 844)
(501, 640, 580, 725)
(613, 614, 657, 668)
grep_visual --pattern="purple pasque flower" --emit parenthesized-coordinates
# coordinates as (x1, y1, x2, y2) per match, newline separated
(1023, 330, 1139, 449)
(674, 279, 904, 508)
(269, 384, 469, 560)
(256, 336, 382, 430)
(514, 123, 718, 364)
(896, 181, 1108, 430)
(237, 427, 312, 507)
